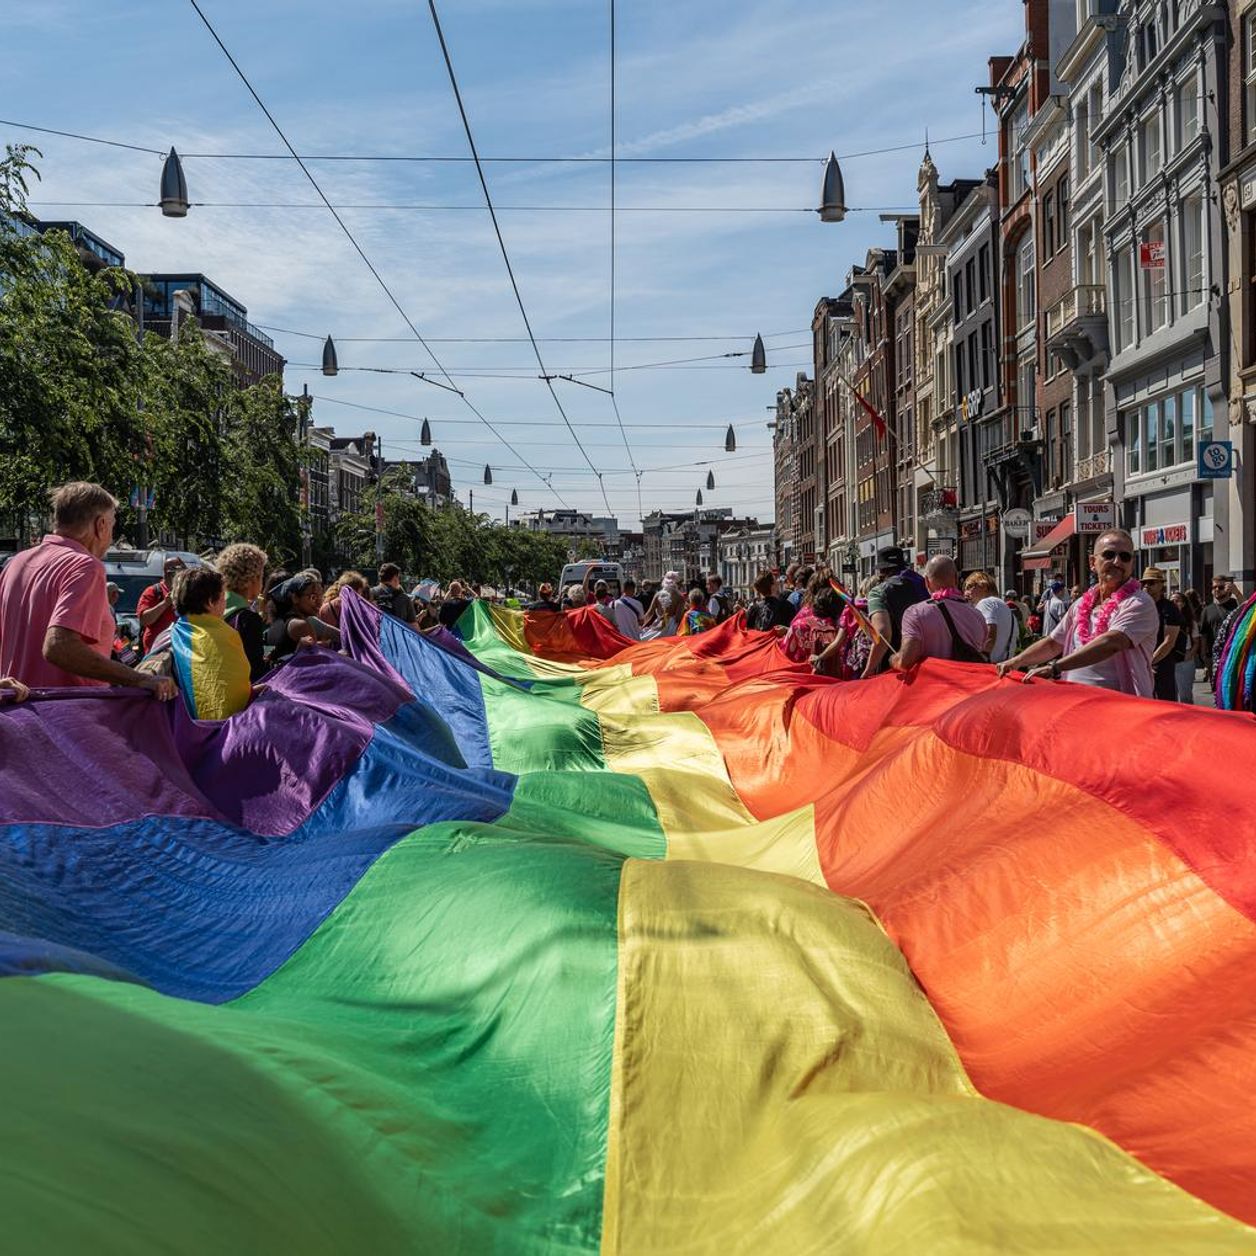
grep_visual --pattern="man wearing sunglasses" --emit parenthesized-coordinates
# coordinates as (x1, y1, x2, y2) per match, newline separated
(995, 529, 1159, 697)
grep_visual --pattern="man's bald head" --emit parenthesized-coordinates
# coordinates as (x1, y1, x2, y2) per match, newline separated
(924, 555, 959, 591)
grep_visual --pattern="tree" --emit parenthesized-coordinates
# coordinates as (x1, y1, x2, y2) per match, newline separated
(221, 376, 302, 565)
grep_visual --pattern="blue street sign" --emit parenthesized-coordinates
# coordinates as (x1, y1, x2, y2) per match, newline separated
(1198, 440, 1233, 480)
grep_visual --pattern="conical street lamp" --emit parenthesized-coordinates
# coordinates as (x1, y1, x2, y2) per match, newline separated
(159, 148, 189, 218)
(706, 470, 715, 490)
(510, 488, 518, 505)
(818, 151, 847, 223)
(695, 489, 704, 507)
(483, 465, 493, 485)
(321, 335, 338, 376)
(750, 334, 766, 374)
(725, 424, 736, 452)
(420, 418, 431, 446)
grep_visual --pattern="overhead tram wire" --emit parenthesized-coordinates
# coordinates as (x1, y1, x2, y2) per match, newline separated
(30, 198, 909, 214)
(608, 0, 643, 523)
(308, 393, 778, 431)
(182, 0, 568, 507)
(253, 325, 810, 344)
(0, 117, 989, 164)
(424, 0, 612, 515)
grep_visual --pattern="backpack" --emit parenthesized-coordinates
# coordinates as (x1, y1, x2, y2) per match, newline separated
(845, 626, 873, 678)
(711, 591, 732, 624)
(933, 600, 990, 665)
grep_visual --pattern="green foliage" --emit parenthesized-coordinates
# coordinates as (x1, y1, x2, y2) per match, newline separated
(335, 489, 568, 589)
(0, 146, 300, 556)
(221, 377, 302, 566)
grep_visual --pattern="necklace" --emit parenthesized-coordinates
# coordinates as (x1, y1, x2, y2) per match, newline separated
(1074, 578, 1139, 644)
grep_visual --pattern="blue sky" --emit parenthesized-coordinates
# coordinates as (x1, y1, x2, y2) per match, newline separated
(4, 0, 1023, 528)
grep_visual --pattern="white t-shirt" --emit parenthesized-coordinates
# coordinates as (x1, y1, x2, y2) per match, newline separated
(1049, 587, 1159, 697)
(612, 595, 643, 640)
(976, 596, 1016, 662)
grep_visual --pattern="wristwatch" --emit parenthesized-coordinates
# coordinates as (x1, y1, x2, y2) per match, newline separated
(1049, 659, 1062, 680)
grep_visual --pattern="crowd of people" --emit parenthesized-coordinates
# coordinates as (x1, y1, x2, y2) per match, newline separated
(0, 482, 1248, 718)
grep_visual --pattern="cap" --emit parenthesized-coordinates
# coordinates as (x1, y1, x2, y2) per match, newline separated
(105, 581, 121, 593)
(1141, 566, 1167, 583)
(876, 546, 907, 570)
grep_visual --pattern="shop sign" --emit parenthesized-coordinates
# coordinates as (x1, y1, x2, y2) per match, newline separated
(1033, 520, 1058, 542)
(1001, 508, 1032, 539)
(959, 518, 982, 540)
(1075, 500, 1116, 533)
(1139, 522, 1189, 548)
(1139, 240, 1166, 270)
(1198, 440, 1234, 480)
(926, 537, 955, 558)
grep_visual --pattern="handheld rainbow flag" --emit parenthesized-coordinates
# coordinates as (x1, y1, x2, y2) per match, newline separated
(2, 589, 1255, 1252)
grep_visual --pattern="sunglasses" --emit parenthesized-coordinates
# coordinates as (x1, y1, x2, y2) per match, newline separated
(1099, 549, 1133, 562)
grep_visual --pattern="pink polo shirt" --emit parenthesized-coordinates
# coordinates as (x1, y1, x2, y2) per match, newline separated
(0, 535, 115, 687)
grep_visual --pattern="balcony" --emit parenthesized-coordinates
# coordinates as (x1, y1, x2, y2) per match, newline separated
(1045, 284, 1108, 368)
(1074, 448, 1113, 483)
(919, 486, 958, 526)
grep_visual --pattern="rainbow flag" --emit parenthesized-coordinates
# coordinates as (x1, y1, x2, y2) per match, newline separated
(2, 589, 1255, 1252)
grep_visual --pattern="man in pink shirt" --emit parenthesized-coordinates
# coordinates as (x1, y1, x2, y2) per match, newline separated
(996, 529, 1159, 697)
(0, 482, 175, 698)
(890, 555, 989, 669)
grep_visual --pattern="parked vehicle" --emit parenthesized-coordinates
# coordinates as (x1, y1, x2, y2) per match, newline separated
(557, 561, 623, 600)
(103, 548, 204, 639)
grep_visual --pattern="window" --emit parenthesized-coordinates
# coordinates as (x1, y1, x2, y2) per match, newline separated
(1160, 392, 1177, 467)
(968, 334, 978, 394)
(1116, 247, 1135, 351)
(1180, 387, 1195, 454)
(955, 344, 966, 398)
(1087, 84, 1103, 173)
(1127, 408, 1141, 474)
(1019, 358, 1037, 426)
(978, 244, 990, 302)
(1145, 402, 1160, 472)
(1201, 390, 1213, 441)
(980, 321, 993, 389)
(1246, 14, 1256, 146)
(1018, 235, 1036, 329)
(1059, 401, 1073, 483)
(1010, 98, 1030, 200)
(1143, 220, 1168, 333)
(1139, 111, 1161, 188)
(966, 259, 977, 315)
(1111, 147, 1130, 210)
(1058, 177, 1069, 240)
(1175, 77, 1199, 151)
(1043, 192, 1056, 259)
(1181, 193, 1204, 314)
(1077, 97, 1091, 178)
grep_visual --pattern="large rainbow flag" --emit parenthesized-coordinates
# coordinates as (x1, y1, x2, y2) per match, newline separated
(2, 588, 1255, 1252)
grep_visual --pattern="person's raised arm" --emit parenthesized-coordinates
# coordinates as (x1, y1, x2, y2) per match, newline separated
(995, 634, 1062, 679)
(137, 591, 171, 628)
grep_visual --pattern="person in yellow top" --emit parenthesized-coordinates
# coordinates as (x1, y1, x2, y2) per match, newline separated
(168, 566, 255, 720)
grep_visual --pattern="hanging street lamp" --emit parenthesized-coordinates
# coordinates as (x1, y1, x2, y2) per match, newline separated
(750, 333, 767, 374)
(483, 465, 493, 485)
(818, 151, 847, 223)
(510, 488, 518, 506)
(725, 424, 737, 452)
(420, 418, 432, 446)
(159, 148, 189, 218)
(321, 335, 338, 376)
(706, 470, 715, 490)
(695, 489, 704, 507)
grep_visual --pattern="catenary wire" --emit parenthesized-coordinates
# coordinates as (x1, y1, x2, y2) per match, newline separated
(183, 0, 569, 507)
(0, 117, 987, 164)
(424, 0, 612, 513)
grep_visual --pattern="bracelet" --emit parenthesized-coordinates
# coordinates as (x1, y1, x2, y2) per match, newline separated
(1050, 659, 1062, 679)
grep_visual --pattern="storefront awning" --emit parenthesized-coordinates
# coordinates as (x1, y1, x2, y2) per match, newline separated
(1022, 557, 1055, 571)
(1020, 514, 1076, 561)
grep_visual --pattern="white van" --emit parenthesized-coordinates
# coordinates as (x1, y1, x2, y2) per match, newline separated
(557, 561, 624, 600)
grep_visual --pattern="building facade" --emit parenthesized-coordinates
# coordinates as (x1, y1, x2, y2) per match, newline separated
(716, 524, 777, 594)
(1094, 0, 1226, 592)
